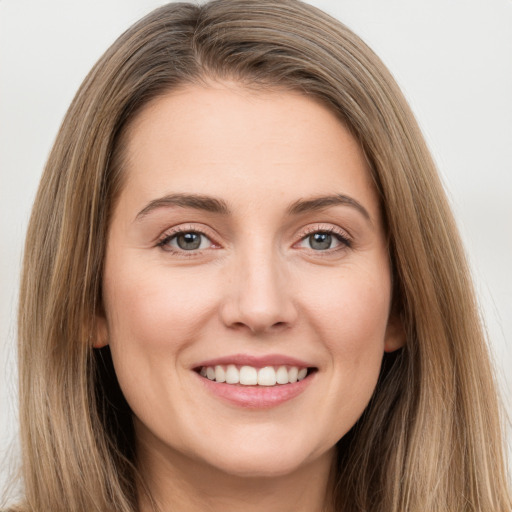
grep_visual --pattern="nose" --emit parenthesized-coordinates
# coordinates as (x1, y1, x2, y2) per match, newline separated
(220, 246, 298, 335)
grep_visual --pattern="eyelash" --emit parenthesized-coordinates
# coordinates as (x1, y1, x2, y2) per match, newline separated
(298, 225, 352, 252)
(156, 225, 216, 257)
(156, 224, 352, 256)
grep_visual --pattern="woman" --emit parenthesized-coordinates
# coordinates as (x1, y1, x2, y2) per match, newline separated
(9, 0, 511, 510)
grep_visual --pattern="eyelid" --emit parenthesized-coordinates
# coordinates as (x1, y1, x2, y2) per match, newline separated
(294, 224, 353, 251)
(156, 224, 220, 253)
(155, 222, 353, 255)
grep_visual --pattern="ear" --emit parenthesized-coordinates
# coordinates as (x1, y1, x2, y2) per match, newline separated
(383, 311, 406, 353)
(93, 311, 109, 349)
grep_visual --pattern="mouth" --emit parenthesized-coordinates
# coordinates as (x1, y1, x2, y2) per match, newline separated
(192, 356, 318, 408)
(195, 364, 317, 386)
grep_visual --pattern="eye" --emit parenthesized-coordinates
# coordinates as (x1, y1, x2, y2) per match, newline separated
(297, 230, 350, 251)
(159, 230, 213, 251)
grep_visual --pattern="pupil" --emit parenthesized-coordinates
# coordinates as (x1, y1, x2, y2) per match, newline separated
(310, 232, 331, 250)
(177, 232, 201, 250)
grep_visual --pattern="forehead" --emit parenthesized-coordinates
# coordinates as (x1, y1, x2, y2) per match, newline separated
(116, 82, 379, 221)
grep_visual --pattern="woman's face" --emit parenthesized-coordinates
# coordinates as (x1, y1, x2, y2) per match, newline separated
(98, 83, 403, 478)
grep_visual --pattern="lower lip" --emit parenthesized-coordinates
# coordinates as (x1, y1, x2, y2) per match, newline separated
(196, 372, 315, 408)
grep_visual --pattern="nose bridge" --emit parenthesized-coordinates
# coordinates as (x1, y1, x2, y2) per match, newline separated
(222, 235, 297, 333)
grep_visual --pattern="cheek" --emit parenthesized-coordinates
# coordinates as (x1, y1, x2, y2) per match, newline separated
(303, 261, 391, 344)
(101, 259, 221, 426)
(300, 262, 391, 394)
(103, 259, 219, 359)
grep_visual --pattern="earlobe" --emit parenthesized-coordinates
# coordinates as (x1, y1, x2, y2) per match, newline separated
(93, 313, 109, 348)
(384, 313, 406, 353)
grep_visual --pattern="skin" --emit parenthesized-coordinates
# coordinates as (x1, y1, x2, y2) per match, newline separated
(96, 82, 404, 512)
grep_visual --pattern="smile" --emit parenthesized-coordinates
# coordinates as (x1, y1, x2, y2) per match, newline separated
(193, 355, 318, 407)
(198, 364, 311, 386)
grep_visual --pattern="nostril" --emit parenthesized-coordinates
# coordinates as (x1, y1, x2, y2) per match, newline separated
(227, 320, 290, 334)
(219, 277, 298, 333)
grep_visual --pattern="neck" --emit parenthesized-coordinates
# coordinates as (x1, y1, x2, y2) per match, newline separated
(136, 439, 336, 512)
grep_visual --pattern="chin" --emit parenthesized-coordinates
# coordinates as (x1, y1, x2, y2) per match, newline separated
(197, 438, 328, 479)
(209, 456, 310, 479)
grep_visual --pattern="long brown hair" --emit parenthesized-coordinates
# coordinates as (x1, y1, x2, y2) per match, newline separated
(13, 1, 511, 510)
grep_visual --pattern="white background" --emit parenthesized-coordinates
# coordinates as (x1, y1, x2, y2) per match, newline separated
(1, 0, 511, 492)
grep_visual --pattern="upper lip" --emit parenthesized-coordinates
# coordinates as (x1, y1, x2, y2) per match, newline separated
(193, 353, 315, 369)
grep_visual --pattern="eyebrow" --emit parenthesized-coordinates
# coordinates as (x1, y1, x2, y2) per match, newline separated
(134, 192, 371, 223)
(135, 193, 231, 221)
(287, 194, 371, 222)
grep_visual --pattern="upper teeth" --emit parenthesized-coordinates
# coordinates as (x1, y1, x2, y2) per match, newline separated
(199, 365, 308, 386)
